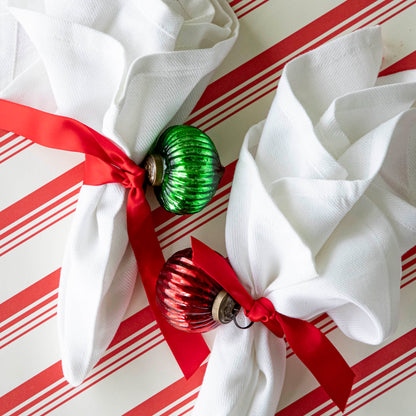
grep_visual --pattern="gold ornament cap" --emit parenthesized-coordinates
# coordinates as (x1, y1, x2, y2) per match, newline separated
(144, 154, 164, 186)
(212, 290, 240, 324)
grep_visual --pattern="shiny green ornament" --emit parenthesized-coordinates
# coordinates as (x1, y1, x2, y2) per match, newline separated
(144, 125, 224, 215)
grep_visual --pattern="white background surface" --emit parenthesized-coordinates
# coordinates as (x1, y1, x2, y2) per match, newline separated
(1, 1, 416, 415)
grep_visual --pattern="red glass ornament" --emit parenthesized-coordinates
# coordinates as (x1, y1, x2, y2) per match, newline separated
(156, 248, 240, 333)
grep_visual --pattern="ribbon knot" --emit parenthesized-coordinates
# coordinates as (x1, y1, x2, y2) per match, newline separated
(122, 168, 145, 190)
(245, 297, 284, 338)
(246, 297, 276, 323)
(0, 99, 210, 381)
(245, 297, 284, 337)
(191, 237, 354, 412)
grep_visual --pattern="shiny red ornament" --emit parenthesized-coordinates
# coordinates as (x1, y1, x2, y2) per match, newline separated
(156, 248, 240, 333)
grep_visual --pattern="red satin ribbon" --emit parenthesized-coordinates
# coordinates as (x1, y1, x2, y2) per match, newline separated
(0, 99, 209, 378)
(191, 237, 354, 412)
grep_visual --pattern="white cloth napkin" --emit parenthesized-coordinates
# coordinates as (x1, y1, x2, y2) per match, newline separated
(193, 27, 416, 416)
(0, 0, 238, 385)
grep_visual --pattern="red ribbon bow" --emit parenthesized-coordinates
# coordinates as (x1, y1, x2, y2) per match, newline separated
(0, 99, 209, 378)
(191, 237, 354, 412)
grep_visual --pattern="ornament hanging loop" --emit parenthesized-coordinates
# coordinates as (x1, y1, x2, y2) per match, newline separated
(232, 313, 254, 330)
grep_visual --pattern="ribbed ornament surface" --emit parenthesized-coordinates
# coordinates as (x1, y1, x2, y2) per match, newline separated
(156, 248, 223, 333)
(152, 125, 224, 214)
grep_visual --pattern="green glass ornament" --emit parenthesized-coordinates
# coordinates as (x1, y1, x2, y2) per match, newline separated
(144, 125, 224, 215)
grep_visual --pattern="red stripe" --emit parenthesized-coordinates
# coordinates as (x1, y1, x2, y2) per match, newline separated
(0, 141, 35, 164)
(327, 353, 416, 416)
(400, 255, 416, 273)
(377, 0, 416, 24)
(343, 368, 416, 415)
(160, 392, 199, 416)
(401, 275, 416, 289)
(208, 0, 404, 131)
(309, 314, 330, 327)
(10, 380, 69, 416)
(124, 364, 207, 415)
(308, 340, 416, 415)
(40, 338, 167, 416)
(0, 269, 60, 323)
(126, 328, 416, 415)
(0, 132, 19, 146)
(196, 0, 401, 133)
(0, 306, 156, 415)
(0, 362, 64, 415)
(193, 70, 280, 131)
(0, 207, 77, 256)
(287, 313, 416, 406)
(0, 137, 28, 156)
(0, 293, 58, 337)
(158, 189, 230, 245)
(160, 206, 228, 249)
(177, 402, 198, 416)
(238, 0, 270, 19)
(0, 311, 57, 350)
(356, 0, 410, 28)
(317, 319, 336, 334)
(99, 323, 159, 366)
(27, 333, 164, 416)
(401, 266, 416, 281)
(401, 244, 416, 262)
(0, 164, 83, 229)
(108, 307, 156, 349)
(201, 79, 278, 132)
(275, 328, 416, 415)
(190, 0, 384, 115)
(0, 202, 78, 256)
(380, 50, 416, 76)
(0, 199, 78, 250)
(0, 188, 80, 241)
(234, 0, 257, 14)
(229, 0, 245, 7)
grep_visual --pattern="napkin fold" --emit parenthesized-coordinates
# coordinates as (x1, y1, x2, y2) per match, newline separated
(0, 0, 238, 385)
(193, 27, 416, 416)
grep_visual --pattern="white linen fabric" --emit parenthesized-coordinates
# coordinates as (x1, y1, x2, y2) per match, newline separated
(0, 0, 238, 385)
(193, 27, 416, 416)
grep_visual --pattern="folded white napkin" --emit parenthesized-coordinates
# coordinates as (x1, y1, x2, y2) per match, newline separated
(193, 27, 416, 416)
(0, 0, 238, 385)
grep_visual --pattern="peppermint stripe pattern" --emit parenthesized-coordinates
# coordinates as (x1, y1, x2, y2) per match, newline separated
(1, 1, 416, 415)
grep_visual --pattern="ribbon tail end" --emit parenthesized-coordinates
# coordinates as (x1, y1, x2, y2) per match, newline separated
(332, 369, 355, 412)
(177, 337, 210, 380)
